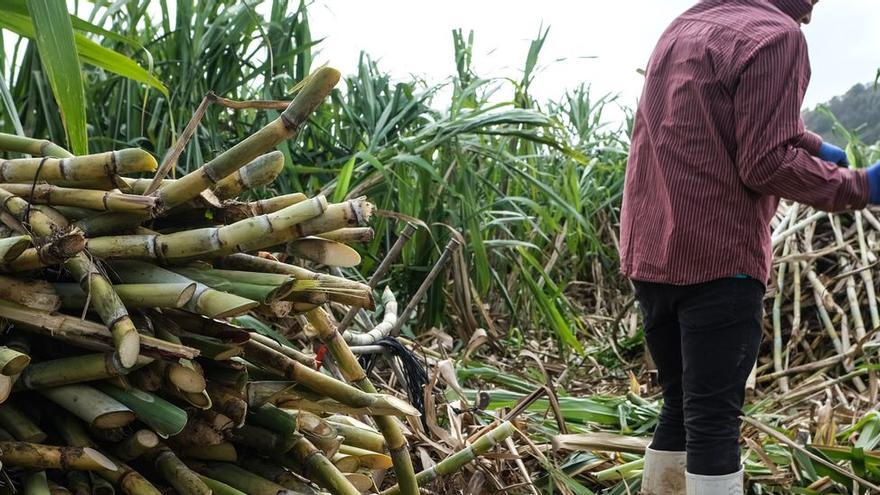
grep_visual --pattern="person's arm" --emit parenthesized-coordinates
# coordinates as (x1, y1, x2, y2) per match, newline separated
(734, 29, 868, 212)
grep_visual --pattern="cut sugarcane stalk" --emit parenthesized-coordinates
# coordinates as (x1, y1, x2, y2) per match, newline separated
(337, 445, 393, 469)
(188, 461, 299, 495)
(88, 196, 328, 261)
(96, 384, 188, 438)
(344, 472, 373, 493)
(54, 283, 196, 310)
(40, 385, 135, 429)
(23, 471, 50, 495)
(237, 457, 320, 494)
(326, 416, 386, 454)
(20, 353, 150, 389)
(150, 320, 207, 394)
(126, 151, 284, 200)
(333, 454, 361, 473)
(0, 184, 156, 212)
(246, 381, 299, 408)
(217, 253, 373, 308)
(111, 261, 258, 318)
(298, 410, 342, 457)
(242, 339, 419, 416)
(212, 151, 285, 200)
(0, 148, 156, 184)
(0, 441, 117, 471)
(0, 132, 73, 158)
(226, 423, 290, 453)
(154, 68, 340, 211)
(171, 267, 296, 303)
(278, 436, 360, 495)
(379, 422, 516, 495)
(287, 238, 362, 267)
(172, 418, 224, 447)
(198, 475, 247, 495)
(0, 346, 31, 376)
(153, 447, 212, 495)
(206, 383, 248, 427)
(247, 333, 315, 366)
(305, 307, 419, 493)
(115, 430, 160, 461)
(221, 193, 307, 222)
(176, 443, 238, 463)
(0, 275, 60, 312)
(318, 227, 375, 243)
(0, 300, 197, 360)
(0, 230, 86, 273)
(0, 402, 46, 441)
(0, 189, 141, 368)
(240, 198, 373, 253)
(178, 333, 244, 361)
(49, 411, 162, 495)
(0, 235, 31, 262)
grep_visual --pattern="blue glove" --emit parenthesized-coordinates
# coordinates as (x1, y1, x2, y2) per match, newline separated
(868, 161, 880, 204)
(818, 142, 849, 167)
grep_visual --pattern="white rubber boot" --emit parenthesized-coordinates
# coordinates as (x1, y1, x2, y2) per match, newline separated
(641, 447, 686, 495)
(685, 468, 744, 495)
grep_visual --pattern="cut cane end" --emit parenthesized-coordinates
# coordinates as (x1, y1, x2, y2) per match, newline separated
(0, 353, 30, 376)
(116, 148, 159, 174)
(167, 363, 207, 394)
(115, 331, 142, 369)
(375, 395, 420, 417)
(83, 447, 119, 471)
(1, 237, 31, 262)
(92, 410, 137, 430)
(176, 283, 198, 308)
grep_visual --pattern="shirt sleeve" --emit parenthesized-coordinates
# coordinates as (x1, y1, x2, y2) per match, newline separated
(734, 29, 868, 212)
(795, 130, 823, 156)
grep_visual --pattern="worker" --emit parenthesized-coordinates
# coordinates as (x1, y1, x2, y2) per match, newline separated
(619, 0, 880, 493)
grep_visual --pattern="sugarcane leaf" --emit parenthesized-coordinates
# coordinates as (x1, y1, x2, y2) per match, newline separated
(2, 0, 144, 50)
(233, 314, 296, 349)
(24, 0, 87, 155)
(0, 11, 167, 97)
(333, 154, 356, 202)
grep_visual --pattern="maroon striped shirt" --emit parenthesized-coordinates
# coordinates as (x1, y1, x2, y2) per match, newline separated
(619, 0, 869, 285)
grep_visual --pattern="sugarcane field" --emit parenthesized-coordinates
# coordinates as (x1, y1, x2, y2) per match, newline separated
(0, 1, 879, 494)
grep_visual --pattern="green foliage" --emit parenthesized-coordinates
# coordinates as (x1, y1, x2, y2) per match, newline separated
(0, 0, 631, 358)
(803, 82, 880, 147)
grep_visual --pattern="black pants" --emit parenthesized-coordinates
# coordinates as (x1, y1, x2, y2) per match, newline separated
(633, 278, 764, 476)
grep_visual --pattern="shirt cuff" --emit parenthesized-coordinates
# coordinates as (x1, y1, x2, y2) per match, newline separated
(846, 169, 870, 210)
(797, 131, 824, 156)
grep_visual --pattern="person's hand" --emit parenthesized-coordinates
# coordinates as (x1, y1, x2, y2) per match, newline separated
(867, 161, 880, 204)
(818, 142, 849, 167)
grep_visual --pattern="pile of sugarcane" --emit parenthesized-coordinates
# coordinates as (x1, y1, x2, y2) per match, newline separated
(0, 67, 515, 495)
(758, 199, 880, 402)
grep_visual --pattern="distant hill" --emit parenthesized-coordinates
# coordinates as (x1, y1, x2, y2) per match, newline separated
(803, 83, 880, 146)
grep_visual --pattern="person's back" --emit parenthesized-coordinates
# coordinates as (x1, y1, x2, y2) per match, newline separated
(620, 0, 868, 285)
(619, 1, 880, 494)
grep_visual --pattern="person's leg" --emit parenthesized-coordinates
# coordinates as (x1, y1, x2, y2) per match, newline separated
(678, 278, 763, 485)
(633, 281, 686, 495)
(634, 281, 686, 451)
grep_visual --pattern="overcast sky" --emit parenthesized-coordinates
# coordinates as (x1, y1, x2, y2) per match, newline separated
(308, 0, 880, 118)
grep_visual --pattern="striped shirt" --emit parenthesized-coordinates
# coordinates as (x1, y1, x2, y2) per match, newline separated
(619, 0, 869, 285)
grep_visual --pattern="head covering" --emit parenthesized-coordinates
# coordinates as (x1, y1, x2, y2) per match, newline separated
(769, 0, 814, 20)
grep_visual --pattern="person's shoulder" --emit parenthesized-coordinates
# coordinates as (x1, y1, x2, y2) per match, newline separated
(679, 0, 800, 43)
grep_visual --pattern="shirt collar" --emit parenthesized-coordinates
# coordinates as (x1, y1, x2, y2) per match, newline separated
(768, 0, 814, 21)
